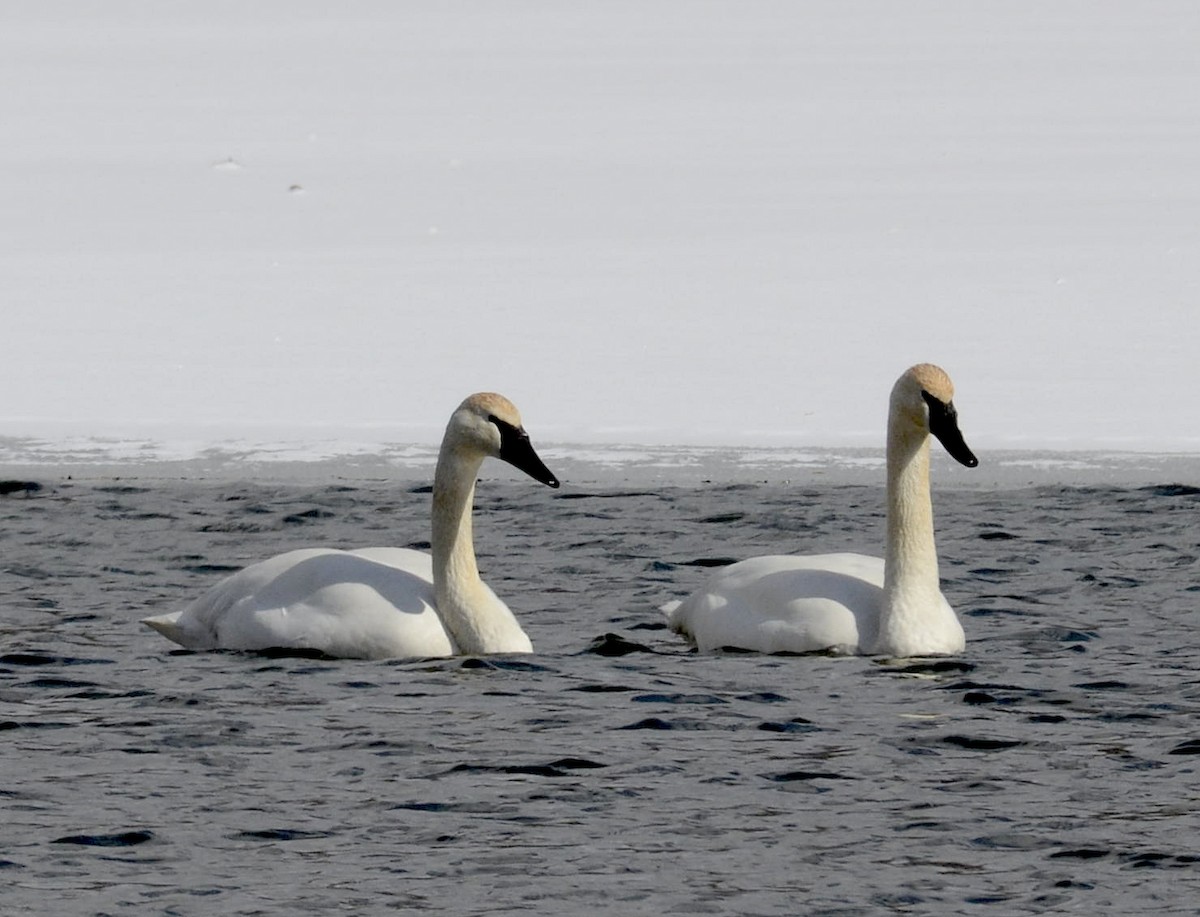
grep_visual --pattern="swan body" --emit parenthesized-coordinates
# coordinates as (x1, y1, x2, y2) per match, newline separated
(665, 364, 978, 657)
(142, 394, 559, 659)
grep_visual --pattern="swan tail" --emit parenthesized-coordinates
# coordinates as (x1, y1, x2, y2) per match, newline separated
(141, 611, 188, 646)
(660, 599, 684, 630)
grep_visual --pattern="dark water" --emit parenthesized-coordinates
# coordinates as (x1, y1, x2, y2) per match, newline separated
(3, 474, 1200, 915)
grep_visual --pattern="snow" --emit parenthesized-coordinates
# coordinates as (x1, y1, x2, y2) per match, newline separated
(3, 1, 1199, 454)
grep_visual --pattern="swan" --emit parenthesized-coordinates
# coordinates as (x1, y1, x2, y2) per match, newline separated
(141, 393, 560, 659)
(664, 363, 978, 657)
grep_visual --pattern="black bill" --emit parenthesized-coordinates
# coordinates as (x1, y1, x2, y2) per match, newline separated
(922, 391, 979, 468)
(491, 416, 561, 487)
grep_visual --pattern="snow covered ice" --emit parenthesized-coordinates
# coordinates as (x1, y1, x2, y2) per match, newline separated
(2, 1, 1199, 460)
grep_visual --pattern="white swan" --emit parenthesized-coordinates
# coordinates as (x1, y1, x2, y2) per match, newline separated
(141, 393, 559, 659)
(664, 364, 978, 657)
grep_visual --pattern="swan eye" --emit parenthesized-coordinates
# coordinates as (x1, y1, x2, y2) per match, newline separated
(921, 389, 960, 433)
(920, 389, 952, 417)
(487, 414, 527, 444)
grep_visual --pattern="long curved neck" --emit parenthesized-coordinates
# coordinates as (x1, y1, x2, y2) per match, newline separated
(883, 412, 941, 610)
(431, 446, 489, 652)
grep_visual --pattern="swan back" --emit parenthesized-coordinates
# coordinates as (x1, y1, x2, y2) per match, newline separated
(667, 553, 885, 654)
(146, 548, 454, 659)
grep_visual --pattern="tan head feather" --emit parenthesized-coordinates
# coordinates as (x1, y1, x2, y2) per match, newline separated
(907, 364, 955, 403)
(458, 392, 522, 427)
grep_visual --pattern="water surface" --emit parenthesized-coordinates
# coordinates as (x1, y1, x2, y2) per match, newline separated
(2, 471, 1199, 914)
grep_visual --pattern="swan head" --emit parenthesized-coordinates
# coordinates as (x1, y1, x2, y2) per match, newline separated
(893, 364, 978, 468)
(449, 393, 560, 487)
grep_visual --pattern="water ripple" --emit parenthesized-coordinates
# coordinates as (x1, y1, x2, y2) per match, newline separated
(3, 479, 1199, 914)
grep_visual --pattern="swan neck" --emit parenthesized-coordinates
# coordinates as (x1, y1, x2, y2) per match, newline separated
(431, 447, 487, 649)
(884, 412, 939, 597)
